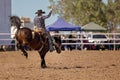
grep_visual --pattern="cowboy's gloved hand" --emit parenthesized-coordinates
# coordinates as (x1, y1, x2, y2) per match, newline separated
(49, 5, 54, 11)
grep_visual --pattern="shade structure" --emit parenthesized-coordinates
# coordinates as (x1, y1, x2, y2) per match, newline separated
(46, 18, 81, 31)
(82, 22, 107, 31)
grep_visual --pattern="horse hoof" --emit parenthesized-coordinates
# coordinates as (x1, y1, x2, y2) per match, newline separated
(41, 65, 47, 68)
(22, 53, 28, 59)
(25, 54, 28, 59)
(56, 48, 61, 54)
(57, 51, 61, 54)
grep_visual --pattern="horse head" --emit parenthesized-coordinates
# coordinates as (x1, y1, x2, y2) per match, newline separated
(53, 35, 62, 53)
(10, 16, 21, 30)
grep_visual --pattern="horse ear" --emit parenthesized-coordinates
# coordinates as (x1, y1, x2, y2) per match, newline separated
(9, 16, 13, 19)
(9, 16, 11, 20)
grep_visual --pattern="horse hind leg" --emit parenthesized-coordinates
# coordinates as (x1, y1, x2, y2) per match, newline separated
(41, 58, 46, 68)
(40, 54, 47, 68)
(38, 49, 47, 68)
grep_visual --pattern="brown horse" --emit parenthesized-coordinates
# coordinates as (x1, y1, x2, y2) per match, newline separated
(10, 16, 61, 68)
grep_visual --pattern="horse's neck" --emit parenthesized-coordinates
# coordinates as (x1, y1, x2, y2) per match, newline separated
(11, 26, 18, 33)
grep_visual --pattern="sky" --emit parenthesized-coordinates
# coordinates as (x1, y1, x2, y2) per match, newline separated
(12, 0, 58, 26)
(12, 0, 107, 26)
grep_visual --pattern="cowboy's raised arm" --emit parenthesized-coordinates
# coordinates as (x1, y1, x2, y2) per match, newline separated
(42, 10, 52, 19)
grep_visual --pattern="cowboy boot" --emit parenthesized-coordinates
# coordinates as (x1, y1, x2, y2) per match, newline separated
(43, 28, 54, 52)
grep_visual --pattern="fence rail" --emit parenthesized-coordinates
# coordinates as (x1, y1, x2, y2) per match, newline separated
(0, 32, 120, 50)
(0, 33, 15, 45)
(59, 32, 120, 50)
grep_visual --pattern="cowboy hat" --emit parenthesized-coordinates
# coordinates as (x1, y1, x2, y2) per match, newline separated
(35, 9, 45, 14)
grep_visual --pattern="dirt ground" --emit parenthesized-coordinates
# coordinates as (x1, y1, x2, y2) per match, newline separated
(0, 50, 120, 80)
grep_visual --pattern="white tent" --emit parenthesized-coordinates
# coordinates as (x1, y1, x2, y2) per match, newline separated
(82, 22, 107, 31)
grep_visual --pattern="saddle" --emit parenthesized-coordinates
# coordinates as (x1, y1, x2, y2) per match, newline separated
(32, 29, 47, 44)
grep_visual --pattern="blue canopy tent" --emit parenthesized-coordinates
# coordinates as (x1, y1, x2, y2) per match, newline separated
(46, 18, 81, 31)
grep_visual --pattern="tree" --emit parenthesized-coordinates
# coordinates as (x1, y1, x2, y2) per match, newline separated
(48, 0, 120, 32)
(105, 0, 120, 32)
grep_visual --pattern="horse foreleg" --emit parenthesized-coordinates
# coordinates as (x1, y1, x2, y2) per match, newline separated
(17, 43, 28, 58)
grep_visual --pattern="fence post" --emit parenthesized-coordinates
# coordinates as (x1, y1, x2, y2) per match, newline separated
(113, 33, 115, 51)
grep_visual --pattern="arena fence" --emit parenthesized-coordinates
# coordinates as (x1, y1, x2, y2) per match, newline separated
(0, 32, 120, 51)
(0, 33, 16, 50)
(56, 32, 120, 50)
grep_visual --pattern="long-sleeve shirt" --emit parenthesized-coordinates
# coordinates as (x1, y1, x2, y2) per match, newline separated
(34, 10, 52, 28)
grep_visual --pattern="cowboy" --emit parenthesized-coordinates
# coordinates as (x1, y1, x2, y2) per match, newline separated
(34, 9, 54, 52)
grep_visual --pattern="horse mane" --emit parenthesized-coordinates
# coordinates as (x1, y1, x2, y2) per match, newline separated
(10, 16, 21, 30)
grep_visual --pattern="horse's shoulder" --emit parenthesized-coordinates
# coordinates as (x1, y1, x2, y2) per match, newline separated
(20, 27, 32, 32)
